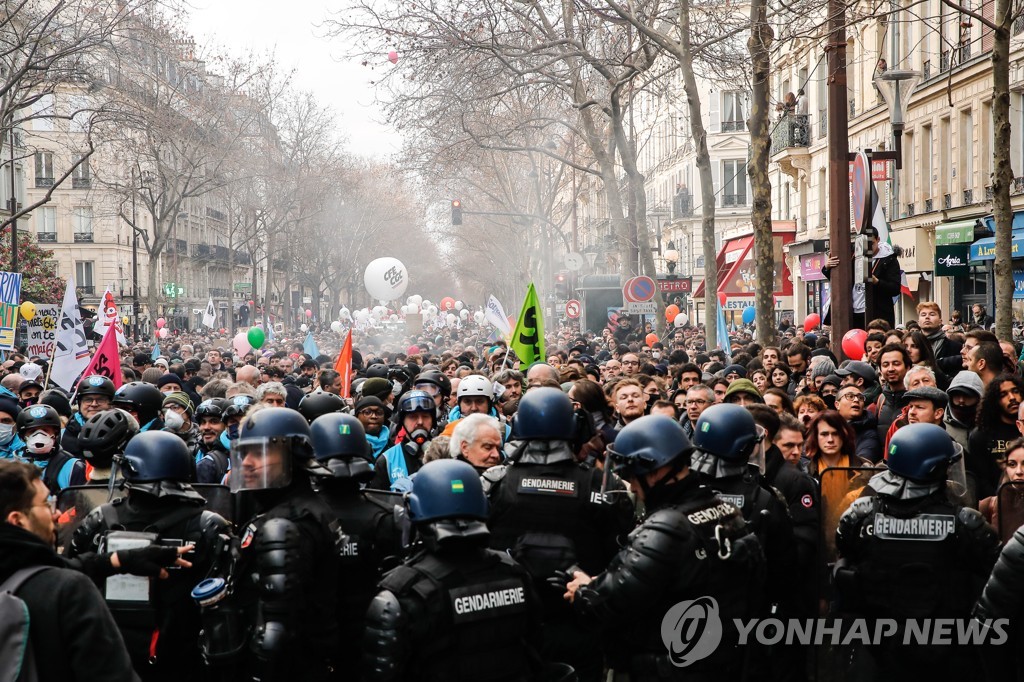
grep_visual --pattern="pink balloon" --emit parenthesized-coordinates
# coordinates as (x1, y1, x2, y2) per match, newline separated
(305, 309, 313, 318)
(842, 329, 868, 360)
(388, 50, 399, 64)
(232, 332, 251, 357)
(158, 328, 169, 339)
(156, 317, 166, 329)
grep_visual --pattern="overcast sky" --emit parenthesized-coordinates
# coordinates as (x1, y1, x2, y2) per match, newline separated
(187, 0, 403, 159)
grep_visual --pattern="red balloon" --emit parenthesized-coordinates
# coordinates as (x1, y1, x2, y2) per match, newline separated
(440, 297, 456, 311)
(803, 313, 821, 332)
(305, 309, 313, 318)
(388, 50, 399, 65)
(247, 300, 254, 307)
(645, 333, 659, 347)
(842, 329, 868, 360)
(718, 293, 727, 307)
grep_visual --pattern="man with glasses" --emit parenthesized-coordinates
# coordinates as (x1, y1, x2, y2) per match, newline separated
(836, 385, 881, 463)
(620, 353, 640, 377)
(601, 360, 622, 382)
(61, 375, 116, 458)
(682, 384, 715, 439)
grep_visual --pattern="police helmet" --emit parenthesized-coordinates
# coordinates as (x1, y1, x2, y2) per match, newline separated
(309, 413, 373, 481)
(78, 375, 116, 400)
(222, 394, 256, 422)
(510, 387, 575, 441)
(230, 407, 316, 492)
(886, 423, 958, 483)
(120, 430, 193, 485)
(113, 381, 165, 425)
(80, 409, 140, 466)
(606, 415, 693, 479)
(415, 370, 452, 398)
(407, 459, 489, 525)
(692, 403, 761, 462)
(16, 404, 61, 436)
(397, 390, 436, 420)
(298, 392, 346, 424)
(365, 363, 389, 379)
(457, 374, 494, 402)
(194, 398, 227, 420)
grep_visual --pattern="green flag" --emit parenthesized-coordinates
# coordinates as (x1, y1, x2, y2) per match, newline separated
(510, 283, 545, 366)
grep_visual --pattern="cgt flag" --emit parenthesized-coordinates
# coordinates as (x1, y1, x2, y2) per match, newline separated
(79, 320, 123, 391)
(334, 330, 353, 398)
(484, 295, 512, 336)
(510, 283, 544, 366)
(50, 277, 90, 391)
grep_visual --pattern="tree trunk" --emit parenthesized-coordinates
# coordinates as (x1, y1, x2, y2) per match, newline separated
(678, 0, 718, 349)
(748, 0, 776, 346)
(993, 0, 1013, 339)
(263, 229, 273, 334)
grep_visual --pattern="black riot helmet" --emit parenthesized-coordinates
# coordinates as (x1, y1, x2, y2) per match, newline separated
(406, 459, 490, 550)
(511, 387, 575, 441)
(194, 398, 227, 421)
(113, 381, 165, 426)
(119, 430, 200, 500)
(689, 403, 765, 479)
(77, 375, 116, 400)
(298, 392, 347, 424)
(310, 413, 374, 482)
(79, 409, 140, 468)
(607, 414, 693, 480)
(16, 404, 62, 436)
(230, 407, 316, 492)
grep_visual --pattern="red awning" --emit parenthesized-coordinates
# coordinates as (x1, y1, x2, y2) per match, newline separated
(693, 236, 754, 298)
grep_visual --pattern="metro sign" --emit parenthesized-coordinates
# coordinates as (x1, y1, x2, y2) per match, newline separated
(658, 278, 692, 293)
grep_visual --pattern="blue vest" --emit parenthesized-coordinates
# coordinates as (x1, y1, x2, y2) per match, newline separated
(382, 444, 413, 492)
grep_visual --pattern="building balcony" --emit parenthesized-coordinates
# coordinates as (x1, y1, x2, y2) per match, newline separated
(943, 193, 952, 209)
(722, 120, 746, 132)
(213, 245, 230, 262)
(73, 231, 93, 243)
(770, 114, 811, 181)
(985, 185, 994, 201)
(72, 177, 91, 189)
(192, 243, 212, 260)
(722, 194, 747, 208)
(35, 177, 54, 188)
(233, 250, 252, 265)
(174, 239, 187, 255)
(78, 285, 95, 295)
(924, 198, 934, 213)
(673, 193, 693, 219)
(209, 287, 231, 298)
(36, 232, 56, 243)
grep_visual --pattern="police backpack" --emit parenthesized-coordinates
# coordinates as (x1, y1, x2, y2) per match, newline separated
(0, 566, 51, 682)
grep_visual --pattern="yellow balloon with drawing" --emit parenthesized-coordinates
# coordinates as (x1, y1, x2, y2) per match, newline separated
(19, 302, 35, 321)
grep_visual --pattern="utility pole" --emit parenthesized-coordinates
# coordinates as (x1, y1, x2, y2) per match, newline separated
(8, 124, 17, 273)
(827, 0, 853, 357)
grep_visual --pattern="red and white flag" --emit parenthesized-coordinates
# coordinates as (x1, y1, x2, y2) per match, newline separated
(79, 319, 123, 390)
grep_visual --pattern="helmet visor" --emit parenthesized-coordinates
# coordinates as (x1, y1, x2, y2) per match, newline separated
(749, 424, 767, 476)
(414, 382, 440, 397)
(946, 442, 970, 505)
(230, 438, 293, 492)
(401, 394, 435, 414)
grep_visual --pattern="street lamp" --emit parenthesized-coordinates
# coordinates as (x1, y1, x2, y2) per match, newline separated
(664, 241, 679, 276)
(873, 69, 922, 169)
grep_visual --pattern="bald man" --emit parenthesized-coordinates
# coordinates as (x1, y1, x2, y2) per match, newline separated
(235, 364, 260, 387)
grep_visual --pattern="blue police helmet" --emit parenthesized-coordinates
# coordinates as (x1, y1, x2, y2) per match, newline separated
(511, 387, 575, 441)
(886, 422, 957, 483)
(120, 430, 193, 483)
(406, 459, 488, 524)
(607, 414, 693, 478)
(693, 403, 760, 462)
(397, 390, 436, 419)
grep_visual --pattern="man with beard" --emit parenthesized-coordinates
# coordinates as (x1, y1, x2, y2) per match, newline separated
(875, 344, 911, 442)
(194, 399, 230, 484)
(968, 373, 1024, 499)
(945, 371, 983, 456)
(612, 378, 646, 429)
(370, 390, 436, 492)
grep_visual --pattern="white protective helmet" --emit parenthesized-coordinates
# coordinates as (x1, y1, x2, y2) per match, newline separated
(457, 374, 494, 401)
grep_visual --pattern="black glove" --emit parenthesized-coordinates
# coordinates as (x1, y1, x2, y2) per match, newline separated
(116, 545, 180, 576)
(545, 565, 583, 592)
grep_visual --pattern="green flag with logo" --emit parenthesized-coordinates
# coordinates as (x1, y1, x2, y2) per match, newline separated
(510, 283, 545, 366)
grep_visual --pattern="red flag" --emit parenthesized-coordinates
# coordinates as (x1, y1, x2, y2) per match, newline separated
(79, 320, 123, 390)
(334, 331, 353, 399)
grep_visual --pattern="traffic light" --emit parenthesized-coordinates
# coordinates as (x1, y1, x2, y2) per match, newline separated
(554, 270, 569, 298)
(451, 199, 463, 225)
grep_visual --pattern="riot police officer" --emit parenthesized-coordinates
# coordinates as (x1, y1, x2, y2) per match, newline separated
(113, 381, 166, 432)
(565, 414, 764, 681)
(62, 375, 117, 457)
(485, 387, 634, 681)
(689, 404, 797, 613)
(298, 391, 347, 424)
(65, 430, 233, 681)
(18, 404, 86, 494)
(194, 399, 230, 484)
(310, 412, 403, 678)
(370, 389, 436, 492)
(363, 459, 543, 681)
(835, 422, 1001, 680)
(78, 408, 139, 488)
(205, 407, 342, 682)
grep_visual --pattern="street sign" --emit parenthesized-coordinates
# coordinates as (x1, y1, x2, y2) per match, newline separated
(565, 299, 581, 319)
(233, 282, 252, 291)
(564, 252, 584, 271)
(626, 301, 657, 314)
(658, 277, 692, 293)
(163, 283, 185, 298)
(851, 151, 871, 233)
(623, 276, 657, 303)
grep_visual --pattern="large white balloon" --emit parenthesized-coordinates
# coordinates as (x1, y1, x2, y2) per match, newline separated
(445, 313, 457, 325)
(454, 301, 464, 311)
(428, 305, 438, 316)
(330, 321, 343, 333)
(389, 314, 399, 323)
(339, 307, 351, 321)
(473, 311, 485, 324)
(300, 323, 309, 332)
(674, 313, 689, 327)
(363, 257, 409, 301)
(408, 295, 423, 307)
(459, 309, 469, 320)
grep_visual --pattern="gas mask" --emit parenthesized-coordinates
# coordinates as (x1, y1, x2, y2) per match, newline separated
(408, 428, 431, 451)
(163, 408, 185, 432)
(25, 429, 55, 457)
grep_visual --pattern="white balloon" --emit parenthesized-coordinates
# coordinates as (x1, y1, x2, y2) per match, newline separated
(409, 295, 423, 307)
(300, 323, 309, 332)
(389, 314, 399, 322)
(473, 311, 485, 324)
(459, 309, 469, 319)
(330, 321, 343, 333)
(675, 313, 689, 327)
(407, 303, 419, 314)
(445, 313, 457, 325)
(339, 307, 351, 320)
(363, 257, 409, 301)
(428, 305, 438, 315)
(454, 301, 464, 311)
(421, 300, 431, 309)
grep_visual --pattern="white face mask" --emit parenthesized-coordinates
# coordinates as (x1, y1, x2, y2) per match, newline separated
(25, 429, 55, 456)
(652, 351, 662, 360)
(0, 424, 15, 445)
(163, 409, 185, 431)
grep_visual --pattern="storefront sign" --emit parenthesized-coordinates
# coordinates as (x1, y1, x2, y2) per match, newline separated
(799, 253, 827, 282)
(1014, 269, 1024, 299)
(970, 233, 1024, 261)
(889, 227, 932, 272)
(934, 244, 969, 276)
(935, 220, 977, 246)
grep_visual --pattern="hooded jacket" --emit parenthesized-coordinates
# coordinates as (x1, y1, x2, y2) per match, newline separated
(944, 371, 984, 456)
(0, 524, 139, 682)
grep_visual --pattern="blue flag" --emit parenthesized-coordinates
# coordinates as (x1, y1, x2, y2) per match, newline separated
(303, 332, 319, 358)
(716, 303, 732, 360)
(151, 331, 161, 362)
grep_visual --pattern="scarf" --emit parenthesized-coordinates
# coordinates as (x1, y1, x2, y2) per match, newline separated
(366, 426, 391, 458)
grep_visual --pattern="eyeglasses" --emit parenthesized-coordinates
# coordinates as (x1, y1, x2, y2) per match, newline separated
(686, 399, 710, 406)
(622, 360, 640, 366)
(81, 396, 110, 405)
(839, 393, 865, 402)
(358, 408, 385, 417)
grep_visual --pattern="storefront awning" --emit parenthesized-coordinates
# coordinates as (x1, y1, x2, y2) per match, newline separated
(693, 236, 753, 298)
(935, 219, 981, 245)
(970, 230, 1024, 262)
(694, 232, 794, 298)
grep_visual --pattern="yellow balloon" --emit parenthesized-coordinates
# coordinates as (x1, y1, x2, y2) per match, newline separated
(122, 316, 130, 325)
(19, 302, 35, 321)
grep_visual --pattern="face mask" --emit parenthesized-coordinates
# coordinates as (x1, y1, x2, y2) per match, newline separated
(392, 380, 403, 395)
(0, 424, 15, 445)
(408, 427, 431, 449)
(21, 397, 37, 408)
(228, 423, 240, 440)
(163, 409, 185, 431)
(25, 430, 55, 456)
(652, 352, 661, 360)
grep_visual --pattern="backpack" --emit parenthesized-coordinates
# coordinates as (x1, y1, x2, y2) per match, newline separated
(0, 566, 51, 682)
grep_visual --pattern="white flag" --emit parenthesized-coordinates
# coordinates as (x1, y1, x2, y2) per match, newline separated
(484, 295, 512, 336)
(51, 278, 91, 391)
(203, 297, 217, 328)
(92, 288, 127, 345)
